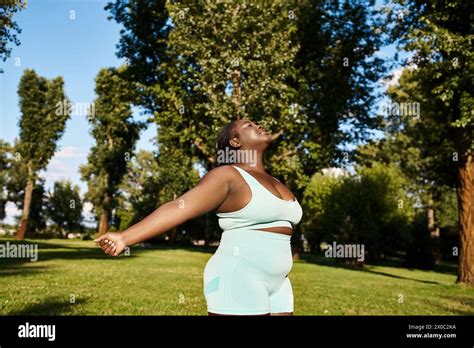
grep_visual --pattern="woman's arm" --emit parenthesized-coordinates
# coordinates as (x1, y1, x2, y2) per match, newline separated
(95, 165, 232, 253)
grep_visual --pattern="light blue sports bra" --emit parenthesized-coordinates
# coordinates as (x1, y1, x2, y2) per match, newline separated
(216, 165, 303, 231)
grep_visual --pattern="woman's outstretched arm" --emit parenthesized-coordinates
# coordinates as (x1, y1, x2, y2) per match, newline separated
(95, 165, 232, 256)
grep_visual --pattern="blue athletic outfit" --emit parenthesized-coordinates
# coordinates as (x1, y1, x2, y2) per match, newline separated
(203, 165, 303, 315)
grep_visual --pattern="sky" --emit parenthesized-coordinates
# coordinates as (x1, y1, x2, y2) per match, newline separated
(0, 0, 407, 226)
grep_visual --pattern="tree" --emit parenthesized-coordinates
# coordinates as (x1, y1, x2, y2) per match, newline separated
(46, 180, 83, 238)
(115, 150, 161, 230)
(80, 66, 145, 236)
(301, 171, 341, 253)
(303, 162, 415, 263)
(15, 69, 70, 239)
(354, 129, 443, 263)
(115, 148, 201, 242)
(384, 0, 472, 284)
(0, 0, 26, 67)
(0, 139, 11, 220)
(107, 1, 390, 253)
(2, 140, 49, 237)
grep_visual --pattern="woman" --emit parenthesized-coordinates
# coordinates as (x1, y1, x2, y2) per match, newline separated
(95, 118, 303, 316)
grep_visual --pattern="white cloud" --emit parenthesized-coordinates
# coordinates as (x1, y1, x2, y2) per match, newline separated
(382, 68, 404, 88)
(322, 167, 349, 178)
(381, 63, 418, 89)
(2, 202, 20, 225)
(54, 146, 86, 159)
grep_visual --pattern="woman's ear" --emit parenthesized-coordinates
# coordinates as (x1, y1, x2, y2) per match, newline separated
(229, 137, 240, 149)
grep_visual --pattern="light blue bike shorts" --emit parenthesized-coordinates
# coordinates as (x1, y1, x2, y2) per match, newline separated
(203, 228, 294, 315)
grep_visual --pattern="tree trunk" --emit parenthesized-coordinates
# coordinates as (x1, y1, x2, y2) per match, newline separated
(16, 161, 34, 240)
(169, 192, 178, 244)
(457, 154, 474, 285)
(98, 209, 109, 236)
(291, 229, 302, 261)
(98, 168, 112, 236)
(427, 192, 440, 261)
(231, 69, 242, 116)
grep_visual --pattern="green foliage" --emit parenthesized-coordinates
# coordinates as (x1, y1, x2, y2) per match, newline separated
(383, 1, 472, 277)
(0, 0, 26, 63)
(157, 0, 303, 173)
(107, 0, 389, 184)
(115, 148, 201, 239)
(11, 179, 48, 236)
(0, 139, 12, 219)
(301, 171, 341, 252)
(46, 180, 83, 237)
(294, 0, 388, 173)
(80, 66, 145, 222)
(17, 69, 70, 174)
(303, 162, 415, 261)
(386, 0, 473, 164)
(3, 140, 28, 206)
(1, 139, 47, 236)
(115, 149, 161, 230)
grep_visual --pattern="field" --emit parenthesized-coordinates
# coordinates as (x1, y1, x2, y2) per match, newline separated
(0, 238, 473, 315)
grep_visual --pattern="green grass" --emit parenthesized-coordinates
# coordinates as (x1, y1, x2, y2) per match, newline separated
(0, 238, 473, 315)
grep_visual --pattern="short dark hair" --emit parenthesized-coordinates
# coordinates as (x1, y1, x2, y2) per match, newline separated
(215, 120, 239, 166)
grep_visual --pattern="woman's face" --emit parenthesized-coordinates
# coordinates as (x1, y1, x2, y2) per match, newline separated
(230, 118, 271, 150)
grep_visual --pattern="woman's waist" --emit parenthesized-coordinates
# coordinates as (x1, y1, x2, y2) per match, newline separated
(213, 229, 293, 275)
(220, 226, 291, 247)
(219, 220, 294, 234)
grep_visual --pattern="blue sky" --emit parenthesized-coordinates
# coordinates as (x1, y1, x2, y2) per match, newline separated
(0, 0, 406, 225)
(1, 0, 158, 180)
(1, 0, 157, 224)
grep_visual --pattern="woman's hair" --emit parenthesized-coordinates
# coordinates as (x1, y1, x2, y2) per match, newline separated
(215, 120, 239, 166)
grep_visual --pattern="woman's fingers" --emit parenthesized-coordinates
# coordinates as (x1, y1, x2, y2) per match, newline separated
(111, 245, 118, 256)
(98, 239, 114, 254)
(94, 233, 124, 257)
(94, 235, 108, 244)
(103, 241, 116, 254)
(100, 240, 113, 248)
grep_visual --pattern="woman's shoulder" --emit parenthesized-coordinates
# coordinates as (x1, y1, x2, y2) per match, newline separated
(204, 164, 239, 179)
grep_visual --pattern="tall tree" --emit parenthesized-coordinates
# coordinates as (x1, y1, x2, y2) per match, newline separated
(107, 1, 389, 251)
(15, 69, 70, 239)
(386, 0, 473, 284)
(80, 66, 144, 236)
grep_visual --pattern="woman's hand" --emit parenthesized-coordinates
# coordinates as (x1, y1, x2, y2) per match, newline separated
(94, 232, 127, 257)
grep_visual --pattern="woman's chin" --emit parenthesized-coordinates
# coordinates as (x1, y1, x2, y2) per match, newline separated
(261, 134, 272, 144)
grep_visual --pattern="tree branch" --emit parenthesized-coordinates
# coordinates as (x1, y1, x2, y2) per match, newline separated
(192, 139, 216, 165)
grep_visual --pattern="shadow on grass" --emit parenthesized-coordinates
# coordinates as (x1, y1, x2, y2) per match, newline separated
(137, 242, 218, 255)
(422, 296, 474, 315)
(0, 238, 218, 271)
(0, 265, 51, 277)
(298, 253, 457, 286)
(8, 296, 87, 315)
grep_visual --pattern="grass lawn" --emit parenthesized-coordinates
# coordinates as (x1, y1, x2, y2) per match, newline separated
(0, 238, 473, 315)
